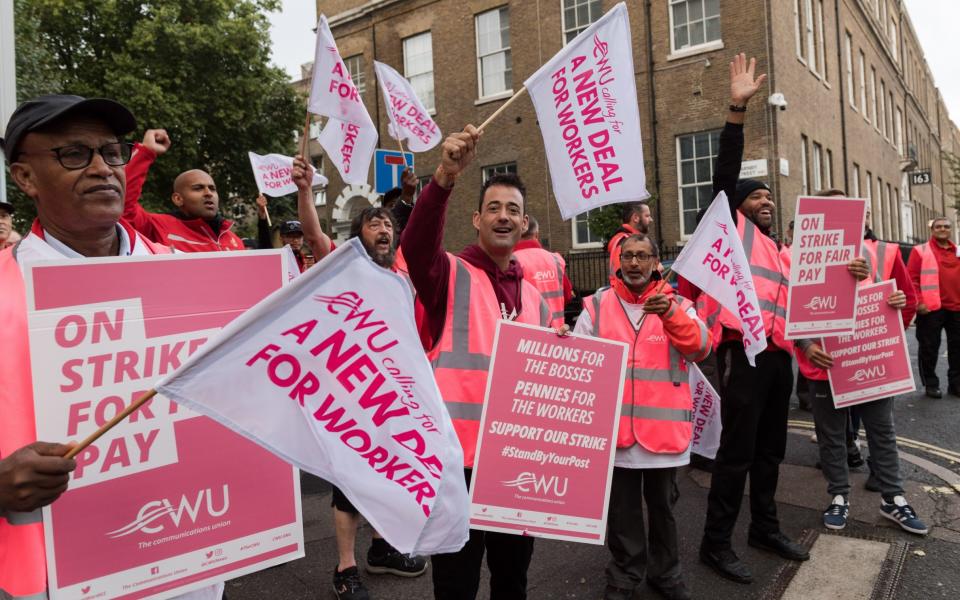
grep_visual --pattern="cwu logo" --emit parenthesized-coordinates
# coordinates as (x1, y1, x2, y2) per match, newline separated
(501, 472, 569, 497)
(848, 365, 886, 382)
(106, 485, 230, 538)
(802, 295, 838, 311)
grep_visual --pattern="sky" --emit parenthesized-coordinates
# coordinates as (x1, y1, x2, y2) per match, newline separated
(266, 0, 960, 125)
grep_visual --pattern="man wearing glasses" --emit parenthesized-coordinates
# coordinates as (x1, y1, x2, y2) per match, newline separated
(908, 217, 960, 398)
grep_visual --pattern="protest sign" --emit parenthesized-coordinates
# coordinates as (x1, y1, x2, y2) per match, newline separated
(157, 239, 469, 555)
(524, 2, 647, 220)
(688, 363, 721, 459)
(374, 61, 441, 152)
(822, 280, 915, 408)
(24, 252, 303, 600)
(671, 192, 767, 365)
(248, 152, 327, 197)
(786, 196, 866, 338)
(307, 15, 378, 185)
(469, 321, 625, 544)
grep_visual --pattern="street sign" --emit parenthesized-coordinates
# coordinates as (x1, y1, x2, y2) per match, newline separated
(373, 149, 414, 194)
(911, 170, 932, 185)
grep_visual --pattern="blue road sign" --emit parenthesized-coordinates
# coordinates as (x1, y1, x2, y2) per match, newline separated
(374, 149, 414, 194)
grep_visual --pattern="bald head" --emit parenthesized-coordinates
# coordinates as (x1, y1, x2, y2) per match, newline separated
(172, 169, 219, 219)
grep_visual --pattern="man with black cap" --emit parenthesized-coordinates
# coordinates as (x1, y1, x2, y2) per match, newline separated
(0, 94, 224, 600)
(0, 197, 15, 250)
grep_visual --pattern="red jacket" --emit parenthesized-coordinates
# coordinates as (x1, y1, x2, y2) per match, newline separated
(124, 143, 245, 252)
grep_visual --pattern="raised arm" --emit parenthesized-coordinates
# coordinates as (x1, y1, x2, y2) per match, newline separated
(292, 155, 332, 259)
(123, 129, 170, 236)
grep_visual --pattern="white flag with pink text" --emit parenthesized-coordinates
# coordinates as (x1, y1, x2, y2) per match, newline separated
(307, 15, 378, 185)
(524, 2, 648, 220)
(671, 192, 767, 366)
(374, 61, 442, 152)
(156, 239, 469, 555)
(688, 363, 722, 459)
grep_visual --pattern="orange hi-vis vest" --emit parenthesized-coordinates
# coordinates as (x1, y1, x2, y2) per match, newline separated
(427, 254, 549, 467)
(513, 247, 567, 328)
(912, 242, 942, 312)
(0, 230, 169, 600)
(584, 289, 700, 453)
(716, 216, 791, 353)
(862, 239, 898, 284)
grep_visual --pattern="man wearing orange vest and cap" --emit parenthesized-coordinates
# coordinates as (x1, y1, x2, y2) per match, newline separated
(576, 233, 710, 600)
(0, 95, 224, 600)
(514, 214, 574, 328)
(400, 124, 550, 600)
(908, 217, 960, 399)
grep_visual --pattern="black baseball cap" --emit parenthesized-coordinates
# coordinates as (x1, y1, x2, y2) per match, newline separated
(1, 94, 137, 162)
(279, 220, 303, 235)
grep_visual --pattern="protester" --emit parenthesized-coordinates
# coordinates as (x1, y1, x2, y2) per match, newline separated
(0, 94, 223, 600)
(796, 189, 926, 535)
(400, 125, 550, 600)
(513, 215, 574, 327)
(576, 233, 710, 600)
(0, 199, 15, 249)
(908, 217, 960, 398)
(387, 168, 419, 235)
(607, 202, 652, 282)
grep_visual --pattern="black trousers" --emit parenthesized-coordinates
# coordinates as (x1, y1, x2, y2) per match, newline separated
(702, 343, 792, 550)
(606, 467, 681, 591)
(916, 308, 960, 390)
(431, 469, 535, 600)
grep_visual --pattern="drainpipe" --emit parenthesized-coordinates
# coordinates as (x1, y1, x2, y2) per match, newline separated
(833, 0, 850, 194)
(763, 0, 783, 238)
(644, 0, 664, 246)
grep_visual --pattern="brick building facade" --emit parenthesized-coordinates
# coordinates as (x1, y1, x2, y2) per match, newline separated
(300, 0, 959, 252)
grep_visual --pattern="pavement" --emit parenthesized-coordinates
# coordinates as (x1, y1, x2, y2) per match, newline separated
(226, 328, 960, 599)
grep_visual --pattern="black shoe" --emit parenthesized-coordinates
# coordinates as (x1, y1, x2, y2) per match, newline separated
(748, 531, 810, 561)
(602, 584, 634, 600)
(699, 546, 753, 584)
(333, 566, 369, 600)
(926, 386, 943, 399)
(847, 448, 865, 469)
(366, 544, 427, 577)
(648, 578, 692, 600)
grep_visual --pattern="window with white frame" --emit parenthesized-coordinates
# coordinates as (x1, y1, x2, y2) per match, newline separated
(877, 176, 884, 237)
(573, 209, 602, 247)
(669, 0, 721, 54)
(859, 51, 867, 116)
(812, 142, 823, 191)
(677, 130, 721, 237)
(887, 91, 894, 142)
(879, 80, 887, 136)
(852, 163, 860, 197)
(482, 161, 517, 183)
(816, 0, 827, 79)
(343, 54, 365, 95)
(895, 107, 903, 156)
(475, 7, 512, 98)
(870, 66, 878, 126)
(825, 149, 833, 188)
(794, 0, 805, 60)
(801, 135, 810, 195)
(404, 32, 435, 112)
(845, 32, 855, 107)
(889, 19, 898, 62)
(804, 0, 817, 73)
(562, 0, 602, 44)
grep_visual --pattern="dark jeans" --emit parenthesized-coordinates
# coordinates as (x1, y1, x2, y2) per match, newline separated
(606, 467, 681, 592)
(431, 469, 534, 600)
(702, 343, 792, 550)
(916, 308, 960, 390)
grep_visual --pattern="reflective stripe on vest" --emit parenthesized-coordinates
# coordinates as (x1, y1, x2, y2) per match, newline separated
(514, 248, 566, 326)
(431, 261, 491, 372)
(0, 511, 41, 526)
(0, 588, 48, 600)
(915, 243, 942, 311)
(862, 240, 898, 284)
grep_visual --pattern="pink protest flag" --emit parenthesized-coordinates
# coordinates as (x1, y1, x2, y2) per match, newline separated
(374, 61, 442, 153)
(307, 15, 378, 185)
(155, 239, 470, 555)
(248, 152, 328, 197)
(671, 192, 767, 366)
(688, 363, 722, 459)
(523, 2, 647, 220)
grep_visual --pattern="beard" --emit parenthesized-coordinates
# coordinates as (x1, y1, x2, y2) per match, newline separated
(364, 237, 396, 269)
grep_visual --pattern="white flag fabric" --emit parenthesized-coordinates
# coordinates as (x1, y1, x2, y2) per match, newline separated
(671, 192, 767, 366)
(248, 152, 328, 197)
(374, 61, 442, 152)
(524, 2, 648, 220)
(688, 363, 722, 459)
(156, 239, 469, 555)
(307, 15, 378, 184)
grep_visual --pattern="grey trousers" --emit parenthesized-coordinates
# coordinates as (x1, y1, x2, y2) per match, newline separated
(809, 380, 903, 500)
(606, 466, 681, 592)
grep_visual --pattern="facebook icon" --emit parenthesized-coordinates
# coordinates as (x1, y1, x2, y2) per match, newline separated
(374, 149, 414, 194)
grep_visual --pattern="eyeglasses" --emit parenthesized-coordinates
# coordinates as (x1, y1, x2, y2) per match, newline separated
(23, 142, 133, 170)
(933, 225, 952, 230)
(620, 252, 656, 264)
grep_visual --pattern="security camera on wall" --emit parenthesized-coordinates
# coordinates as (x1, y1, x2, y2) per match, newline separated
(768, 93, 787, 110)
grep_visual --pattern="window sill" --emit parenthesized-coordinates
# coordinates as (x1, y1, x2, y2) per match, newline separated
(571, 242, 603, 250)
(667, 39, 724, 62)
(475, 90, 514, 106)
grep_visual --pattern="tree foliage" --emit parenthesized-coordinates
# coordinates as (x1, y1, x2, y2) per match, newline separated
(945, 151, 960, 213)
(586, 195, 658, 247)
(7, 0, 302, 235)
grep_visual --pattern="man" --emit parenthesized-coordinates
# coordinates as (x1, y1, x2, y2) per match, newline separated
(608, 202, 652, 282)
(908, 217, 960, 398)
(255, 189, 333, 271)
(0, 94, 222, 600)
(576, 234, 710, 600)
(513, 215, 574, 327)
(400, 125, 550, 600)
(123, 128, 245, 251)
(798, 190, 926, 535)
(0, 199, 15, 249)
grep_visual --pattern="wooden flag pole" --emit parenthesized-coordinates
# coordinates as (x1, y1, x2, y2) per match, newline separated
(397, 132, 406, 156)
(300, 112, 312, 159)
(477, 86, 528, 133)
(64, 389, 159, 459)
(264, 203, 272, 227)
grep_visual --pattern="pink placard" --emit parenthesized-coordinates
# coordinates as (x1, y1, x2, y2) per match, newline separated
(786, 196, 867, 338)
(469, 321, 626, 544)
(25, 252, 304, 600)
(822, 280, 916, 408)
